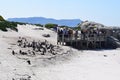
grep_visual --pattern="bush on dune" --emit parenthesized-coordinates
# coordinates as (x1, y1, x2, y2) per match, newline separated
(0, 16, 18, 31)
(0, 21, 18, 31)
(45, 23, 58, 29)
(0, 15, 5, 21)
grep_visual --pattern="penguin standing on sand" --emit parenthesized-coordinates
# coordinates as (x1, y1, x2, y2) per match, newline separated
(27, 60, 31, 65)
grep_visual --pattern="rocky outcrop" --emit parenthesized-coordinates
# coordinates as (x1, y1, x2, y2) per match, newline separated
(78, 21, 106, 30)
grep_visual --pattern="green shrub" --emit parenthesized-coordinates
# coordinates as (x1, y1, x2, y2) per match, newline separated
(0, 15, 5, 21)
(45, 23, 58, 29)
(0, 21, 18, 31)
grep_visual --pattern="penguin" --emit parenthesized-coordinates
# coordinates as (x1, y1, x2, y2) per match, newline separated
(12, 50, 15, 55)
(27, 60, 31, 65)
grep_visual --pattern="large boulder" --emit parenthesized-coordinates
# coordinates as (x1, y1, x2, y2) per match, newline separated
(78, 21, 105, 30)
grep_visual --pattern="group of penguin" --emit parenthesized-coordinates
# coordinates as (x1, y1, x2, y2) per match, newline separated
(11, 37, 61, 65)
(12, 37, 59, 56)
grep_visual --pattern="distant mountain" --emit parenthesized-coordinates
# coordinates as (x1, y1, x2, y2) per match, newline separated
(7, 17, 82, 27)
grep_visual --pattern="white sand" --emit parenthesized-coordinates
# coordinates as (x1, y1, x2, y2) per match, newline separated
(0, 24, 120, 80)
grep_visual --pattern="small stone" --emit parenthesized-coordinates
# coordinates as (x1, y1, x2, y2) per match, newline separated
(104, 55, 107, 57)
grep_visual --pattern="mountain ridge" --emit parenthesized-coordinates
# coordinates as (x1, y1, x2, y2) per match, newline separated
(7, 17, 82, 27)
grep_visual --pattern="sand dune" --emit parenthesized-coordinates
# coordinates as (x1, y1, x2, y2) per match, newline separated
(0, 24, 120, 80)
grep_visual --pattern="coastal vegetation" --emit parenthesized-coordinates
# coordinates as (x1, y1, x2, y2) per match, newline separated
(0, 16, 44, 31)
(45, 23, 58, 29)
(0, 21, 18, 31)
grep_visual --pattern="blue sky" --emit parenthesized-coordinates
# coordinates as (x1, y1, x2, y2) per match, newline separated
(0, 0, 120, 26)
